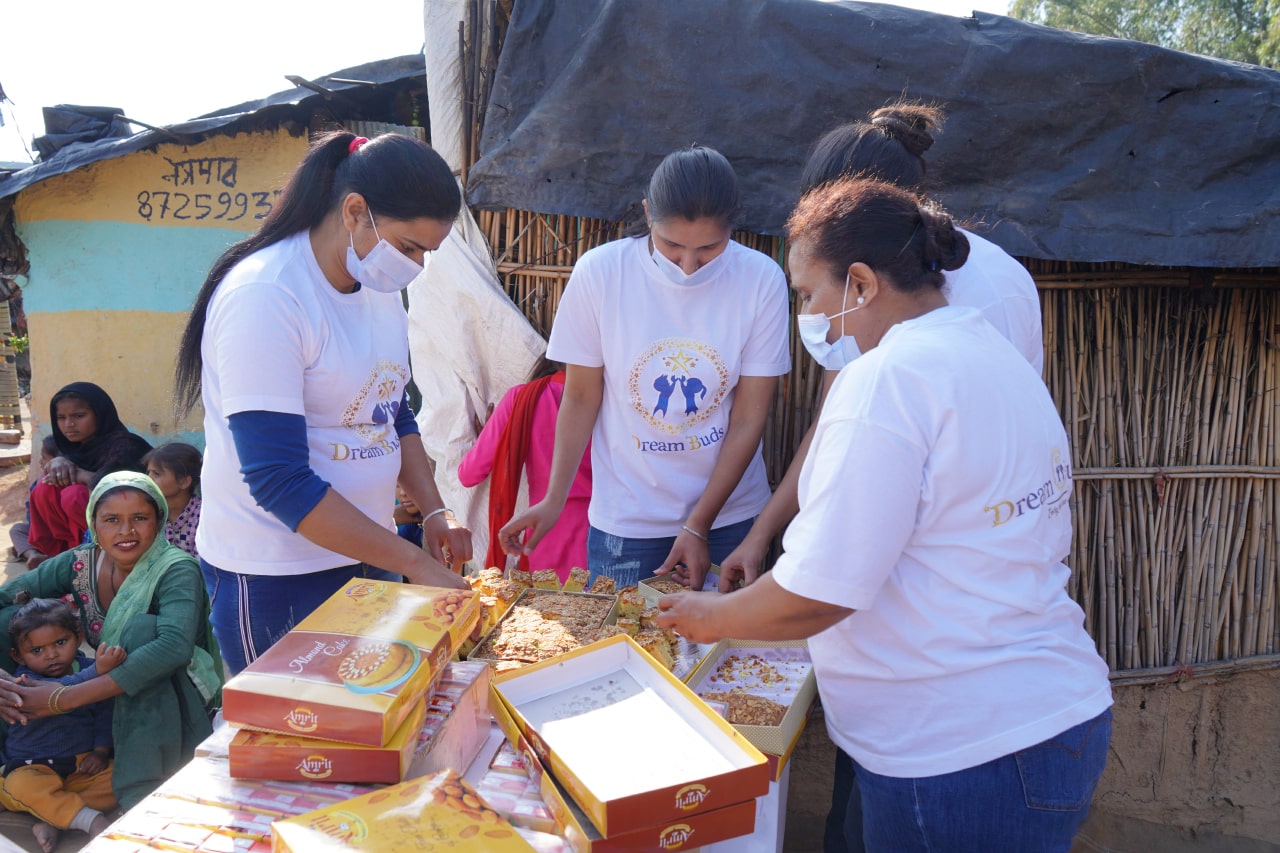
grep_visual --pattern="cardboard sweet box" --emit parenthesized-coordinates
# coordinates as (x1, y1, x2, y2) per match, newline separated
(222, 580, 479, 747)
(684, 639, 818, 764)
(270, 768, 536, 851)
(493, 634, 770, 840)
(488, 680, 760, 852)
(228, 697, 427, 785)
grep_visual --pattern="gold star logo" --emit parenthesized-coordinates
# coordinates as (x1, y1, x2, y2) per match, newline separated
(664, 349, 699, 374)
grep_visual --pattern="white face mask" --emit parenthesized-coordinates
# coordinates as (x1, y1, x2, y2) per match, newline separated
(344, 212, 424, 293)
(796, 273, 864, 370)
(649, 238, 728, 287)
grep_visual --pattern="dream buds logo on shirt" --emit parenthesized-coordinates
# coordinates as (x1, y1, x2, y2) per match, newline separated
(336, 359, 410, 452)
(628, 338, 729, 437)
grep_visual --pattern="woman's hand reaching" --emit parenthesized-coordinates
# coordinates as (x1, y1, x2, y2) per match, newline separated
(499, 499, 564, 557)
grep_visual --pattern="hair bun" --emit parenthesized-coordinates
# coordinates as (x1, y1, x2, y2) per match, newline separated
(869, 102, 944, 159)
(918, 204, 970, 273)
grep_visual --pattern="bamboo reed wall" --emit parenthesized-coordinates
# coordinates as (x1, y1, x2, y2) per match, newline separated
(477, 208, 1280, 672)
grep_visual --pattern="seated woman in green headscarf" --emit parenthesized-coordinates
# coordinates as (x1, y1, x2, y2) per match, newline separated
(0, 471, 222, 810)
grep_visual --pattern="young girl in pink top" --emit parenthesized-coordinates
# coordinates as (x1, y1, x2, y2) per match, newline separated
(459, 357, 592, 583)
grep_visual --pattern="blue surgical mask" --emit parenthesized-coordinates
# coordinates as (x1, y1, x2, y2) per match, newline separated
(649, 239, 728, 287)
(796, 273, 864, 370)
(345, 212, 424, 293)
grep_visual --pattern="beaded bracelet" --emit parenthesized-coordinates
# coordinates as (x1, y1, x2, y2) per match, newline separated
(48, 685, 68, 716)
(680, 524, 709, 543)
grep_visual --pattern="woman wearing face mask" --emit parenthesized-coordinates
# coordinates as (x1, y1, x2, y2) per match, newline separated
(720, 102, 1043, 593)
(173, 132, 472, 675)
(658, 178, 1111, 853)
(499, 146, 790, 591)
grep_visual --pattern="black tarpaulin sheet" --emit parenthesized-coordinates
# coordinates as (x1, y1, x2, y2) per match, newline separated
(467, 0, 1280, 267)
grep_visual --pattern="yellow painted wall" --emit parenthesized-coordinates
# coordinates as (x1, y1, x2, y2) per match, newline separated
(16, 129, 307, 225)
(20, 128, 308, 446)
(28, 310, 202, 441)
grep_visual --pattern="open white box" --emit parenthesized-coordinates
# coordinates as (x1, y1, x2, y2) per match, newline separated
(494, 634, 770, 837)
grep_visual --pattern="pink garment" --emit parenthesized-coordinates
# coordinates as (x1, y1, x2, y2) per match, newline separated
(459, 382, 592, 582)
(28, 482, 90, 556)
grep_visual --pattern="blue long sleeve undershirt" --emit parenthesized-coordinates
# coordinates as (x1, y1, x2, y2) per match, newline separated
(229, 390, 419, 531)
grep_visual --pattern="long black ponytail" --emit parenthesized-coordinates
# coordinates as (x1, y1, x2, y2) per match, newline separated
(174, 131, 461, 415)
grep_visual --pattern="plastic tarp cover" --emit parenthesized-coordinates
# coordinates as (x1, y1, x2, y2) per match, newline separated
(407, 191, 547, 569)
(467, 0, 1280, 267)
(34, 105, 131, 160)
(424, 0, 469, 174)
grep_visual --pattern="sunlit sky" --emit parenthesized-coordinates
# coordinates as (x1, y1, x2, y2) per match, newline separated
(0, 0, 1012, 165)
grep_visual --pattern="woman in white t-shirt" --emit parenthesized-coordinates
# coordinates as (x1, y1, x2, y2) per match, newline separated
(173, 132, 471, 674)
(658, 178, 1111, 853)
(722, 102, 1044, 594)
(499, 147, 790, 590)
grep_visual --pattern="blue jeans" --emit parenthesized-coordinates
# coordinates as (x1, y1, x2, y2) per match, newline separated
(834, 709, 1111, 853)
(201, 560, 402, 676)
(586, 517, 755, 588)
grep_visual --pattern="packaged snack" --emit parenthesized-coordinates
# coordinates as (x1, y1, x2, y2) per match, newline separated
(229, 698, 426, 784)
(270, 769, 535, 851)
(223, 581, 478, 746)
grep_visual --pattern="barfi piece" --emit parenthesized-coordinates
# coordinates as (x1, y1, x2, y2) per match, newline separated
(618, 588, 647, 620)
(588, 576, 617, 595)
(532, 569, 561, 591)
(635, 630, 676, 670)
(562, 567, 589, 593)
(639, 607, 661, 631)
(701, 691, 788, 727)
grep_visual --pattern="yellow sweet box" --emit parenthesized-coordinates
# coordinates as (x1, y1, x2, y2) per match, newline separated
(223, 580, 479, 747)
(270, 768, 535, 851)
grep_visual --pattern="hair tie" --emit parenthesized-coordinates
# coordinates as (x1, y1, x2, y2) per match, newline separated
(348, 136, 369, 154)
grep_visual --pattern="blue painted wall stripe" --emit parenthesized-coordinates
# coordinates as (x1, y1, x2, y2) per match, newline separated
(19, 219, 242, 313)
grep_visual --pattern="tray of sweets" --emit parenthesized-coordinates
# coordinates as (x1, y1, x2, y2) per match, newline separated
(468, 589, 619, 669)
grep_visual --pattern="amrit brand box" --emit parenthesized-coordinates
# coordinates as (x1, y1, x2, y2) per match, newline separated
(223, 581, 479, 746)
(228, 698, 427, 784)
(494, 635, 769, 838)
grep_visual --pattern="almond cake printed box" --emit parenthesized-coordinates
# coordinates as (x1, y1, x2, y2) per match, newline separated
(270, 768, 536, 852)
(228, 697, 427, 784)
(222, 580, 479, 746)
(494, 634, 770, 838)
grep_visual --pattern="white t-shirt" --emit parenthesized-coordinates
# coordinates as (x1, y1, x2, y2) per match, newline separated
(197, 231, 410, 575)
(946, 230, 1044, 374)
(548, 236, 791, 538)
(772, 306, 1111, 778)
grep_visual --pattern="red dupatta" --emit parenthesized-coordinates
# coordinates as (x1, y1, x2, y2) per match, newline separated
(484, 371, 565, 572)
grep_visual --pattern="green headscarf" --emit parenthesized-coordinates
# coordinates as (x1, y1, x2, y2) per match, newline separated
(88, 471, 222, 705)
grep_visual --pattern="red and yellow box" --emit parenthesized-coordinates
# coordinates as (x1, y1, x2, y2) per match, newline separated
(489, 678, 759, 851)
(494, 634, 769, 839)
(222, 581, 479, 746)
(228, 697, 427, 784)
(270, 768, 535, 851)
